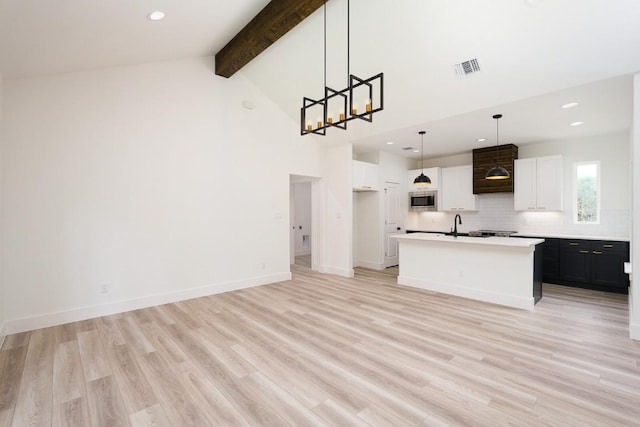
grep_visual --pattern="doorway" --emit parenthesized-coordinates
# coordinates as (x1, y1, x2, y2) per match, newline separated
(290, 175, 321, 270)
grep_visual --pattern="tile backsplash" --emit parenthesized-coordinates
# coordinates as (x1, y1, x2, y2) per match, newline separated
(406, 193, 630, 238)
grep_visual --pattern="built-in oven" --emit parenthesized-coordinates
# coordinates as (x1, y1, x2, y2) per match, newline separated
(409, 191, 437, 211)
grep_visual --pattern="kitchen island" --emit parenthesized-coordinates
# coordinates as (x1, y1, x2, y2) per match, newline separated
(393, 233, 545, 310)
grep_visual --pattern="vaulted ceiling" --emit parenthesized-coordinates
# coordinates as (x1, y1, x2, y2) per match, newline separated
(1, 0, 639, 159)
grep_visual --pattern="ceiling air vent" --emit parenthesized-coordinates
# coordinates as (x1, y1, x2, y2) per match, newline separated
(454, 58, 480, 76)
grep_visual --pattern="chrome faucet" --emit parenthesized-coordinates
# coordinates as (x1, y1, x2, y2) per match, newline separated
(451, 214, 462, 238)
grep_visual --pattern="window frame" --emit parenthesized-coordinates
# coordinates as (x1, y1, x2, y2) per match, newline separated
(573, 161, 601, 224)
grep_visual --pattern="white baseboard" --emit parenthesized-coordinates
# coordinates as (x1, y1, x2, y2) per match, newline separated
(398, 275, 534, 310)
(295, 250, 311, 256)
(0, 331, 5, 350)
(318, 265, 354, 278)
(353, 260, 385, 270)
(3, 272, 292, 335)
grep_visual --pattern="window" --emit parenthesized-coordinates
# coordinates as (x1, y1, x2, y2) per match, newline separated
(574, 161, 600, 224)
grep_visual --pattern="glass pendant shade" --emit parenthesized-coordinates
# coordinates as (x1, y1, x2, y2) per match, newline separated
(485, 114, 510, 180)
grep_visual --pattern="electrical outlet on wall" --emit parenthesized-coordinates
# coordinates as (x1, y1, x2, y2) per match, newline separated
(100, 283, 110, 294)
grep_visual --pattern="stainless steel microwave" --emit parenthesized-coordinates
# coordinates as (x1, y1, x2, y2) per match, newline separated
(409, 191, 437, 211)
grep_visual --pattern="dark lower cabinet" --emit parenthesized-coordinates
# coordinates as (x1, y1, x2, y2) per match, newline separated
(558, 239, 629, 293)
(559, 240, 591, 283)
(518, 236, 629, 294)
(590, 241, 629, 289)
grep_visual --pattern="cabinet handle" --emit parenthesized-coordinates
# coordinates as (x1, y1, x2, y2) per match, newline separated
(579, 250, 589, 254)
(593, 251, 603, 255)
(603, 244, 614, 248)
(570, 243, 579, 246)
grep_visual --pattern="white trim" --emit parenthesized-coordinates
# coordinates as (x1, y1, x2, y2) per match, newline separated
(0, 333, 5, 350)
(295, 249, 311, 256)
(322, 266, 355, 278)
(353, 260, 386, 270)
(398, 275, 535, 310)
(2, 272, 291, 335)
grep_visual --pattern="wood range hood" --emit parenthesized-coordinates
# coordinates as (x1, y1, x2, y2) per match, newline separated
(472, 144, 518, 194)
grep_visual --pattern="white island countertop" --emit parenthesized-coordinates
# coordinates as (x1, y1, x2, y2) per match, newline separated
(392, 233, 544, 248)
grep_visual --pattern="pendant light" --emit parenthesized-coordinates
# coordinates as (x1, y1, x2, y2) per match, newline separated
(485, 114, 510, 180)
(414, 131, 431, 187)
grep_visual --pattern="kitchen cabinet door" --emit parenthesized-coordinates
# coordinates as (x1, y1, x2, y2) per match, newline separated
(536, 155, 563, 210)
(441, 165, 477, 211)
(590, 241, 629, 288)
(559, 240, 590, 283)
(353, 160, 379, 191)
(514, 155, 563, 211)
(514, 158, 537, 210)
(591, 251, 627, 288)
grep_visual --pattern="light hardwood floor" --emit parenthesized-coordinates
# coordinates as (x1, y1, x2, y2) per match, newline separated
(1, 260, 639, 426)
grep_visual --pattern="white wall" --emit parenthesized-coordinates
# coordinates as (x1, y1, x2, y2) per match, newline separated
(408, 132, 631, 239)
(0, 56, 323, 333)
(322, 144, 353, 277)
(631, 73, 640, 340)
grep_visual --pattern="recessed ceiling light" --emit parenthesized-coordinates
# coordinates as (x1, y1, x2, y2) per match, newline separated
(386, 141, 394, 145)
(413, 149, 420, 153)
(476, 138, 487, 142)
(147, 10, 166, 21)
(570, 121, 584, 127)
(561, 102, 579, 109)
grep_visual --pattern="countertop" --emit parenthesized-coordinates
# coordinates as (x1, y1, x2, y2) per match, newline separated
(392, 233, 544, 248)
(406, 230, 630, 242)
(512, 233, 630, 242)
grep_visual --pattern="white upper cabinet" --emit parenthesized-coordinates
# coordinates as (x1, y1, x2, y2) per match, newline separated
(408, 167, 441, 191)
(514, 155, 563, 211)
(353, 160, 379, 191)
(440, 165, 478, 211)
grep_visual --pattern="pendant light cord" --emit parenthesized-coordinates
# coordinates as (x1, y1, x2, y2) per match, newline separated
(347, 0, 350, 85)
(421, 134, 424, 173)
(323, 1, 327, 92)
(495, 117, 499, 166)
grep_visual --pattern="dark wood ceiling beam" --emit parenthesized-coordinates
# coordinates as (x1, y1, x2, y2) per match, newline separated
(215, 0, 327, 78)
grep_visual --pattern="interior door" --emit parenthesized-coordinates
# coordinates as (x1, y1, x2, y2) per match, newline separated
(384, 184, 402, 267)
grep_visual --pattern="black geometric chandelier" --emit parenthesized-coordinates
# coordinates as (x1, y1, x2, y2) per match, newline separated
(301, 0, 384, 135)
